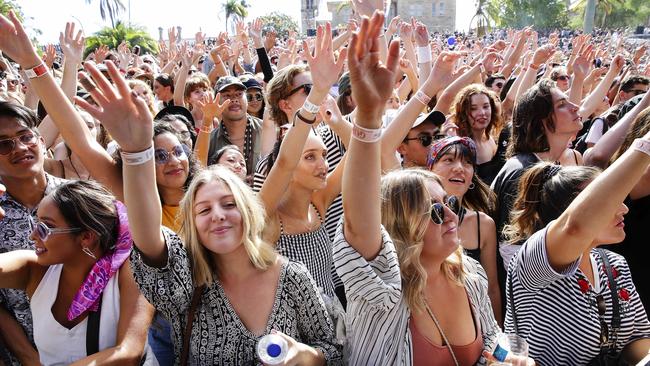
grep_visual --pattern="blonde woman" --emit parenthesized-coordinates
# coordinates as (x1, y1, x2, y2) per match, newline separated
(73, 55, 342, 365)
(333, 12, 505, 365)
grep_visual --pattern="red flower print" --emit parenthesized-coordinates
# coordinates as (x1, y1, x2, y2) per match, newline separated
(578, 279, 590, 294)
(612, 267, 619, 279)
(619, 288, 630, 302)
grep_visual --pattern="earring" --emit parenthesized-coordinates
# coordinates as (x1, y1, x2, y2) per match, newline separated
(468, 182, 476, 190)
(82, 247, 97, 260)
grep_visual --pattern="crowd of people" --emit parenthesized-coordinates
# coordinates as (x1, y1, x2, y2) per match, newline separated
(1, 0, 650, 364)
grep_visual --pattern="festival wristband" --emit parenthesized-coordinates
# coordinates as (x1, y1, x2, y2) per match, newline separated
(24, 63, 48, 79)
(352, 123, 382, 143)
(414, 90, 432, 106)
(302, 98, 321, 114)
(529, 63, 540, 70)
(417, 47, 432, 63)
(120, 146, 154, 165)
(632, 138, 650, 157)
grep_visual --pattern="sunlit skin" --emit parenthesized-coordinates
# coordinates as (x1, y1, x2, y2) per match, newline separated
(153, 133, 189, 191)
(217, 149, 247, 180)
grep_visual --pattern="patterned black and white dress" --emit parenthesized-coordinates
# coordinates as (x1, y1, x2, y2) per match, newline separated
(130, 228, 342, 366)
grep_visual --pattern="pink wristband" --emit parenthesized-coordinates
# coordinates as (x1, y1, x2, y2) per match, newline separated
(632, 139, 650, 157)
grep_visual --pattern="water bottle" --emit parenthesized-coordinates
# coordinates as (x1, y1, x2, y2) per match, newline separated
(257, 334, 288, 365)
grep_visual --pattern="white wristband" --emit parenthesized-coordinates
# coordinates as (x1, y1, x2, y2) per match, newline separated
(352, 124, 382, 143)
(121, 146, 154, 165)
(632, 139, 650, 157)
(302, 99, 320, 114)
(417, 47, 432, 64)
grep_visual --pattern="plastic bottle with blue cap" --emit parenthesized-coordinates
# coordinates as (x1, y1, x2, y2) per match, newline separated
(257, 333, 288, 365)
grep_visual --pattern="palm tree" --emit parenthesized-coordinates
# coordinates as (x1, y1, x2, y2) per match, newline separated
(85, 0, 125, 28)
(223, 0, 249, 33)
(572, 0, 625, 30)
(84, 21, 158, 58)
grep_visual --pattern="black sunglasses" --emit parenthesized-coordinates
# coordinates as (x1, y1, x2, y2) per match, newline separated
(430, 196, 461, 225)
(246, 92, 264, 102)
(404, 133, 446, 147)
(287, 83, 312, 97)
(626, 89, 647, 96)
(556, 75, 571, 81)
(595, 294, 610, 346)
(0, 133, 38, 155)
(494, 82, 504, 88)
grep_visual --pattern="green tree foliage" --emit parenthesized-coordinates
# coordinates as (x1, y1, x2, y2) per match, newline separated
(0, 0, 23, 20)
(257, 12, 300, 38)
(573, 0, 650, 28)
(84, 22, 158, 58)
(223, 0, 249, 32)
(487, 0, 569, 29)
(85, 0, 125, 28)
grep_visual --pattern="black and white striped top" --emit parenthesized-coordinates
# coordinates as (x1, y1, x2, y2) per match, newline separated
(505, 227, 650, 365)
(333, 223, 499, 365)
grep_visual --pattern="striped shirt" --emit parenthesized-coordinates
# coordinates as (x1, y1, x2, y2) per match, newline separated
(333, 223, 499, 365)
(505, 227, 650, 365)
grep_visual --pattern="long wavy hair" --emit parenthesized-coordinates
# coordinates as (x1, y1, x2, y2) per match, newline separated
(381, 168, 465, 312)
(451, 84, 503, 140)
(612, 108, 650, 163)
(179, 166, 277, 286)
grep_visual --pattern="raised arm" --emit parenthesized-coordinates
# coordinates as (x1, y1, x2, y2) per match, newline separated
(259, 23, 347, 216)
(59, 22, 85, 100)
(546, 126, 650, 270)
(0, 12, 122, 198)
(344, 11, 400, 260)
(75, 61, 166, 265)
(173, 44, 191, 108)
(578, 54, 625, 119)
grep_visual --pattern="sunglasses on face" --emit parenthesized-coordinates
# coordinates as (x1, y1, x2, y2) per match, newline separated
(0, 133, 38, 155)
(32, 220, 81, 242)
(404, 133, 446, 147)
(626, 89, 647, 96)
(556, 75, 571, 81)
(154, 145, 188, 164)
(494, 82, 504, 88)
(287, 83, 312, 97)
(430, 195, 461, 225)
(595, 294, 610, 346)
(246, 92, 263, 102)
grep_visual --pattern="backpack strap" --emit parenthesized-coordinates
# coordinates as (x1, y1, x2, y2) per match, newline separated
(597, 249, 620, 345)
(180, 285, 206, 366)
(86, 298, 102, 356)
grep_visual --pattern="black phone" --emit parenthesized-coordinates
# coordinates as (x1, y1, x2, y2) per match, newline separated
(133, 45, 141, 55)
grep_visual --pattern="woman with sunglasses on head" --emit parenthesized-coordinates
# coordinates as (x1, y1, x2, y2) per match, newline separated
(0, 180, 154, 365)
(428, 136, 503, 325)
(69, 40, 343, 365)
(335, 12, 512, 366)
(502, 138, 650, 364)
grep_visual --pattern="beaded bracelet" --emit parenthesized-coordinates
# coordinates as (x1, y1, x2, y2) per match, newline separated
(414, 90, 432, 106)
(352, 123, 382, 143)
(120, 146, 154, 165)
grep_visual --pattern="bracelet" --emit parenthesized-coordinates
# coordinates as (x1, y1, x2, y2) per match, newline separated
(632, 139, 650, 157)
(352, 123, 382, 143)
(478, 62, 486, 74)
(529, 63, 540, 70)
(414, 90, 432, 106)
(120, 146, 154, 165)
(416, 47, 432, 64)
(302, 99, 320, 114)
(24, 63, 48, 79)
(294, 110, 317, 125)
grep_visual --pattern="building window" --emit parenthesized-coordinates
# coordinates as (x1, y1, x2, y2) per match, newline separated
(439, 2, 445, 15)
(432, 3, 436, 16)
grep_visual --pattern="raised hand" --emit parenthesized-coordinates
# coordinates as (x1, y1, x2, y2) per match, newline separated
(413, 22, 429, 48)
(197, 92, 231, 125)
(302, 22, 347, 102)
(572, 44, 593, 80)
(116, 41, 131, 70)
(249, 18, 263, 48)
(319, 94, 345, 128)
(429, 51, 467, 85)
(264, 28, 277, 51)
(75, 61, 153, 153)
(59, 22, 85, 66)
(351, 0, 384, 18)
(481, 51, 501, 74)
(94, 45, 109, 63)
(398, 21, 413, 42)
(610, 54, 625, 75)
(348, 11, 399, 125)
(386, 15, 400, 36)
(43, 44, 57, 69)
(532, 44, 556, 66)
(0, 11, 41, 67)
(168, 27, 177, 47)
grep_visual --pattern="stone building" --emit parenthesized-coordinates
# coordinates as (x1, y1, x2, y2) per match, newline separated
(321, 0, 456, 34)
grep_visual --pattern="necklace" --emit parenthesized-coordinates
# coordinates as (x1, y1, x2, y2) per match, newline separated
(69, 157, 91, 180)
(424, 302, 460, 366)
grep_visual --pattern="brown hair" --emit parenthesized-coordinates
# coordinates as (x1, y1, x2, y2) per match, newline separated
(508, 79, 556, 157)
(183, 73, 211, 107)
(451, 84, 503, 140)
(504, 162, 600, 245)
(266, 64, 308, 126)
(612, 108, 650, 163)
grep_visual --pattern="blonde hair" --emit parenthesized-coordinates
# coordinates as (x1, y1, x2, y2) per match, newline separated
(128, 79, 155, 114)
(178, 166, 276, 286)
(381, 168, 465, 312)
(266, 64, 308, 125)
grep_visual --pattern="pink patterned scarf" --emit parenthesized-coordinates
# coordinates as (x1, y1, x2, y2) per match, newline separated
(67, 200, 132, 321)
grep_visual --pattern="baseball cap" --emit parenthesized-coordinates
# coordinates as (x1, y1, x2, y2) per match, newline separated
(215, 76, 246, 93)
(412, 110, 446, 129)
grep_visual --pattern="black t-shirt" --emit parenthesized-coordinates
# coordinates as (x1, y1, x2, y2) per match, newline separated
(490, 152, 540, 245)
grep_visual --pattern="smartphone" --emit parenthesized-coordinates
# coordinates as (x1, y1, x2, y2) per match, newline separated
(133, 45, 141, 55)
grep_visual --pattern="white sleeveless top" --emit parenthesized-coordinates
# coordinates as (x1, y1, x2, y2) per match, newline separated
(31, 264, 121, 366)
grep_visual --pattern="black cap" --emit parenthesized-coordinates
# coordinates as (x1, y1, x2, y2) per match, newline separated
(154, 105, 195, 125)
(239, 75, 262, 90)
(412, 110, 446, 128)
(215, 76, 246, 93)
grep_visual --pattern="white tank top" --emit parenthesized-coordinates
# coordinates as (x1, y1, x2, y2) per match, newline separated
(31, 263, 121, 366)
